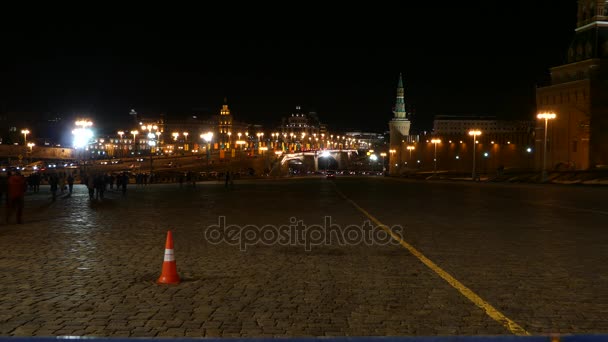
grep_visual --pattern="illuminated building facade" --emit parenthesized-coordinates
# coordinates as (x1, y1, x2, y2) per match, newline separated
(536, 0, 608, 170)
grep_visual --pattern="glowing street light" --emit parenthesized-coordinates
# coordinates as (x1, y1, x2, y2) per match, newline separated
(380, 152, 387, 172)
(72, 121, 94, 149)
(21, 129, 30, 145)
(369, 153, 378, 173)
(200, 132, 214, 169)
(172, 132, 179, 141)
(117, 131, 125, 157)
(131, 130, 139, 153)
(200, 132, 213, 143)
(468, 130, 482, 180)
(537, 112, 556, 182)
(406, 145, 415, 161)
(431, 139, 441, 175)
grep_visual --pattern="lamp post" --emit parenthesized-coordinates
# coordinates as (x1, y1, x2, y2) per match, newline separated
(148, 137, 156, 175)
(406, 145, 415, 163)
(21, 129, 30, 145)
(369, 154, 378, 172)
(380, 152, 387, 173)
(117, 131, 124, 157)
(73, 120, 94, 174)
(201, 132, 213, 171)
(537, 112, 556, 182)
(131, 130, 139, 155)
(468, 130, 482, 181)
(431, 139, 441, 175)
(389, 149, 397, 173)
(183, 132, 189, 151)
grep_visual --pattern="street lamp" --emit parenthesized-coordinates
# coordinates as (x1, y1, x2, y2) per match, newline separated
(201, 132, 214, 170)
(147, 137, 156, 175)
(73, 120, 94, 173)
(380, 152, 387, 172)
(130, 130, 139, 154)
(369, 154, 378, 172)
(117, 131, 124, 157)
(406, 145, 415, 162)
(468, 130, 482, 181)
(431, 139, 441, 175)
(21, 129, 30, 145)
(183, 132, 189, 150)
(537, 112, 556, 182)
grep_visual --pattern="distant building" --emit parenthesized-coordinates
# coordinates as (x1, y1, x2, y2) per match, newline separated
(279, 106, 327, 136)
(344, 131, 386, 150)
(211, 98, 249, 148)
(536, 0, 608, 170)
(433, 116, 534, 146)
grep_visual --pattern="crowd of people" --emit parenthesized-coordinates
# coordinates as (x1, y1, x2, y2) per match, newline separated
(0, 168, 242, 224)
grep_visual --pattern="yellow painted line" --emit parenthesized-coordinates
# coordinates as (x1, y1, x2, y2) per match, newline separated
(334, 187, 530, 336)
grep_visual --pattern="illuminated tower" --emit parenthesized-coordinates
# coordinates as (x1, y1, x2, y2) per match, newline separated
(388, 73, 411, 175)
(218, 97, 233, 146)
(536, 0, 608, 170)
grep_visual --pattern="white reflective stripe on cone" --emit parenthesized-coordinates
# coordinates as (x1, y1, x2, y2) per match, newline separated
(164, 249, 175, 261)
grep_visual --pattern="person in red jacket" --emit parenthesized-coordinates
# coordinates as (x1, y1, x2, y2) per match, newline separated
(7, 170, 26, 224)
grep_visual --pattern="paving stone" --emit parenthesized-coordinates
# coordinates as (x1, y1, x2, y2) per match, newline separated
(1, 180, 607, 338)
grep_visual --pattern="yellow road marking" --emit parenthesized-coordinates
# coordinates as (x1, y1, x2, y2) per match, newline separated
(334, 187, 530, 336)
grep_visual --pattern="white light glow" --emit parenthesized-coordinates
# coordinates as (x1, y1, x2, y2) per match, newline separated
(72, 128, 94, 148)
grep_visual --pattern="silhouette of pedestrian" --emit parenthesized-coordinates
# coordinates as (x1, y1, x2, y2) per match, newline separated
(49, 174, 58, 202)
(121, 172, 128, 196)
(7, 171, 26, 224)
(67, 173, 74, 195)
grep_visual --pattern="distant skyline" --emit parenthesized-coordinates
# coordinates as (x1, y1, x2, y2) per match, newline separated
(1, 2, 577, 133)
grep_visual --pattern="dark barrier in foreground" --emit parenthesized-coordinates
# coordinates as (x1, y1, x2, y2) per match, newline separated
(0, 336, 607, 342)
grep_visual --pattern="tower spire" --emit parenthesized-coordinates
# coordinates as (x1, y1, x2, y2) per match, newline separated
(393, 73, 407, 119)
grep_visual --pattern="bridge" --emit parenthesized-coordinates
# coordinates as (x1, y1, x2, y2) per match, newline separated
(275, 149, 360, 173)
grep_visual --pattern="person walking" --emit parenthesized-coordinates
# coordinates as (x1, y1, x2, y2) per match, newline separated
(120, 172, 128, 196)
(225, 171, 234, 189)
(86, 174, 95, 200)
(7, 171, 26, 224)
(0, 171, 8, 210)
(49, 174, 58, 202)
(59, 173, 66, 195)
(67, 173, 74, 195)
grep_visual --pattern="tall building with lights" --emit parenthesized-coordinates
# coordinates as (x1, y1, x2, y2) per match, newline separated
(218, 97, 233, 145)
(388, 74, 412, 175)
(536, 0, 608, 170)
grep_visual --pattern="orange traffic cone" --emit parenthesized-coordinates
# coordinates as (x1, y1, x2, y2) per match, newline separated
(157, 230, 181, 285)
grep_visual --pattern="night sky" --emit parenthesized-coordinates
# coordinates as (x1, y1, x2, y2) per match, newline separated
(1, 2, 577, 134)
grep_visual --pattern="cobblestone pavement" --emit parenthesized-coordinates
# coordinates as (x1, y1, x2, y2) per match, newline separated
(0, 177, 607, 337)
